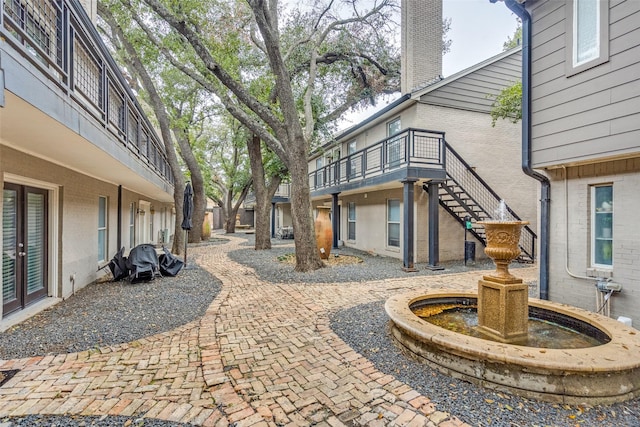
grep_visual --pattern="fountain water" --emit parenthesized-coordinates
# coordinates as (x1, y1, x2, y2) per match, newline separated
(386, 205, 640, 404)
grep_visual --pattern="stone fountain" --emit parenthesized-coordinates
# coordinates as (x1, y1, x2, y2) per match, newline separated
(477, 219, 529, 344)
(385, 202, 640, 404)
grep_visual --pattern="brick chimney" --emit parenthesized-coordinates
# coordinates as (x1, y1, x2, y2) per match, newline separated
(401, 0, 443, 94)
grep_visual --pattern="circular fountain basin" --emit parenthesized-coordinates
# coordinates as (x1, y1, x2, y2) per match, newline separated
(385, 290, 640, 404)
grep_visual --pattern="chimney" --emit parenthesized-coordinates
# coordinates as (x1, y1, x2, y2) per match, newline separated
(401, 0, 443, 94)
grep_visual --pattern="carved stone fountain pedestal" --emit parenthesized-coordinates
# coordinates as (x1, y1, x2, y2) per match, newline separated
(477, 220, 529, 344)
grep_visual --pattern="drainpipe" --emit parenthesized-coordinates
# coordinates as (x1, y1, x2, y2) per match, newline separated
(494, 0, 550, 300)
(117, 185, 122, 251)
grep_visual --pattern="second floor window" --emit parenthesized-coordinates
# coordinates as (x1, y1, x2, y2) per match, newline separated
(387, 118, 403, 168)
(574, 0, 599, 65)
(568, 0, 609, 74)
(347, 141, 358, 179)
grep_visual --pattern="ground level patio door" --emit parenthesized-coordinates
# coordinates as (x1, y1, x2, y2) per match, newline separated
(2, 183, 48, 317)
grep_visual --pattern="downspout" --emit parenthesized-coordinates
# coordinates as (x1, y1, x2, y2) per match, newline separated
(117, 185, 122, 251)
(496, 0, 550, 300)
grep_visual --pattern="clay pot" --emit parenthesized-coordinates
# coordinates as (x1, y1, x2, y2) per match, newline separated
(315, 206, 332, 260)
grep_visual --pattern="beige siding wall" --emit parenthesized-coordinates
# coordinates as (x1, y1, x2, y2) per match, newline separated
(545, 158, 640, 326)
(528, 0, 640, 167)
(1, 146, 173, 304)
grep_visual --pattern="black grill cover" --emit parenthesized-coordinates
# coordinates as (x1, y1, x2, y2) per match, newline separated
(159, 246, 184, 277)
(126, 244, 160, 283)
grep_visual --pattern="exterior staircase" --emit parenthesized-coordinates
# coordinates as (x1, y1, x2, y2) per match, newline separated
(436, 142, 536, 262)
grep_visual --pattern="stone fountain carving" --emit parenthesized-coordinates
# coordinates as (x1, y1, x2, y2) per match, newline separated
(477, 219, 529, 344)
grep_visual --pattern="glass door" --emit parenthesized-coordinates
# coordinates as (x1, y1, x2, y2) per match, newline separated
(3, 183, 48, 316)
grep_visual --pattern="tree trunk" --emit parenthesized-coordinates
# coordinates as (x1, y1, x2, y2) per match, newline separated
(174, 130, 205, 244)
(247, 135, 282, 250)
(288, 150, 324, 272)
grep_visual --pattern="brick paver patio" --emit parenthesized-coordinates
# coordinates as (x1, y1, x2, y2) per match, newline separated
(0, 234, 537, 426)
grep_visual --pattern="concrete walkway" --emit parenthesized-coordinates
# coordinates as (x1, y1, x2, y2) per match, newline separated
(0, 235, 537, 426)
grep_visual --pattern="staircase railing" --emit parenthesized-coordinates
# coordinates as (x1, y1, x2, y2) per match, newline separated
(443, 142, 537, 261)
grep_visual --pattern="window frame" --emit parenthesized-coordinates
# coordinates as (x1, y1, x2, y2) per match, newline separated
(566, 0, 609, 76)
(98, 196, 108, 263)
(347, 202, 356, 241)
(387, 199, 400, 248)
(591, 184, 613, 269)
(347, 140, 358, 179)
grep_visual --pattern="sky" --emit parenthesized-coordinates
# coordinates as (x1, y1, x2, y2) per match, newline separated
(443, 0, 520, 76)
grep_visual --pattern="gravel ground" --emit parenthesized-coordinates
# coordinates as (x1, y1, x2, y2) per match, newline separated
(1, 261, 221, 427)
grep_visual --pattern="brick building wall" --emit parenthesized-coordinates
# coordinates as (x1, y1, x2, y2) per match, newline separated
(401, 0, 443, 94)
(546, 160, 640, 326)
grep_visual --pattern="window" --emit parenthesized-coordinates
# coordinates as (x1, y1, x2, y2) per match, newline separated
(129, 203, 136, 249)
(387, 118, 401, 136)
(315, 157, 324, 187)
(98, 196, 108, 263)
(567, 0, 609, 75)
(347, 140, 358, 179)
(387, 118, 403, 168)
(347, 202, 356, 241)
(591, 185, 612, 267)
(387, 199, 400, 247)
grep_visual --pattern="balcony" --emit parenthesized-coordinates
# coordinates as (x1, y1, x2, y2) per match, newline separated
(1, 0, 173, 198)
(309, 128, 446, 196)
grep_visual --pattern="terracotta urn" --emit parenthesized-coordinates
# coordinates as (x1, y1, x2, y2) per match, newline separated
(478, 220, 529, 283)
(315, 206, 332, 260)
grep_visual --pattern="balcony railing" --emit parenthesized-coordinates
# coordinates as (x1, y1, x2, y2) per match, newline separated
(309, 128, 445, 190)
(1, 0, 174, 184)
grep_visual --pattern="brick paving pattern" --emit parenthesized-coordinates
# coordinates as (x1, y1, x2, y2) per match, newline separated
(0, 235, 537, 426)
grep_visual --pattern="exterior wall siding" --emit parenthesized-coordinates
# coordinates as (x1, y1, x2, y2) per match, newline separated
(545, 160, 640, 326)
(422, 50, 522, 113)
(529, 0, 640, 167)
(1, 146, 173, 308)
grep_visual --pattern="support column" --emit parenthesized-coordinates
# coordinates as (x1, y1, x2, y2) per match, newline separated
(402, 179, 418, 272)
(271, 202, 276, 238)
(331, 193, 340, 249)
(427, 180, 444, 270)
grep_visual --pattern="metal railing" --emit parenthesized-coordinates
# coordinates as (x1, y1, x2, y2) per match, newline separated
(443, 142, 537, 260)
(309, 128, 445, 190)
(1, 0, 174, 184)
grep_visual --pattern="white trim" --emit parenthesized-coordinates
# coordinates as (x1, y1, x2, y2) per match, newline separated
(3, 173, 60, 299)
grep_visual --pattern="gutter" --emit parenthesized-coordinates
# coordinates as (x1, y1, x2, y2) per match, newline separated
(493, 0, 550, 300)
